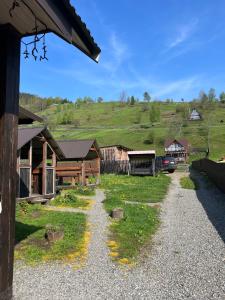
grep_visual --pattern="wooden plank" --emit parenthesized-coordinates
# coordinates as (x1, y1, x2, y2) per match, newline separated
(42, 141, 47, 196)
(0, 24, 21, 300)
(81, 160, 86, 186)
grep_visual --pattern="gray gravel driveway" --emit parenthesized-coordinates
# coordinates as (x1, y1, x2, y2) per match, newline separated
(13, 173, 225, 299)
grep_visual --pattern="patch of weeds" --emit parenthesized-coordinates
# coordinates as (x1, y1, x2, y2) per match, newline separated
(180, 176, 199, 190)
(15, 204, 87, 265)
(73, 185, 95, 196)
(51, 190, 91, 209)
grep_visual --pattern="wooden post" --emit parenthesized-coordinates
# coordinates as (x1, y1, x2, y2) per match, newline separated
(42, 141, 47, 196)
(0, 25, 21, 300)
(81, 161, 86, 186)
(97, 157, 101, 184)
(29, 141, 32, 196)
(52, 152, 56, 194)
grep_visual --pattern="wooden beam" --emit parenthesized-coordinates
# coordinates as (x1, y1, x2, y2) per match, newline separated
(42, 141, 47, 196)
(81, 160, 86, 186)
(0, 25, 21, 300)
(29, 141, 32, 196)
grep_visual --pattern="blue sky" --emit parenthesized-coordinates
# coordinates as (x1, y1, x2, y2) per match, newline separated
(20, 0, 225, 101)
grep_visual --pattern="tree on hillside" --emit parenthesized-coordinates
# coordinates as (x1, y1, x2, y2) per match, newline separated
(97, 97, 103, 103)
(130, 96, 135, 106)
(208, 88, 216, 102)
(144, 130, 155, 144)
(119, 90, 127, 103)
(219, 91, 225, 103)
(199, 90, 208, 103)
(149, 103, 160, 124)
(143, 91, 151, 102)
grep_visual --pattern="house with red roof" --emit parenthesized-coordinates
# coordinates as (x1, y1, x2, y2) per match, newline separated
(164, 139, 190, 163)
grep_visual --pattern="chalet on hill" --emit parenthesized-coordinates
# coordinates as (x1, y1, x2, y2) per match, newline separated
(127, 150, 156, 176)
(100, 145, 133, 161)
(17, 127, 64, 201)
(189, 109, 201, 121)
(56, 140, 101, 186)
(164, 139, 189, 163)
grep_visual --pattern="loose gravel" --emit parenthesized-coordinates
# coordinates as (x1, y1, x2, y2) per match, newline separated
(13, 174, 225, 299)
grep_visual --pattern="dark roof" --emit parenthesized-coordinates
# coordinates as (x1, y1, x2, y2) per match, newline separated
(100, 145, 133, 151)
(19, 106, 43, 124)
(57, 139, 101, 160)
(0, 1, 100, 62)
(164, 139, 189, 150)
(18, 127, 64, 159)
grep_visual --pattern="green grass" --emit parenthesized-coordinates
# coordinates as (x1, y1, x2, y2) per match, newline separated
(21, 100, 225, 161)
(51, 189, 91, 208)
(180, 176, 199, 190)
(15, 202, 86, 264)
(101, 174, 171, 262)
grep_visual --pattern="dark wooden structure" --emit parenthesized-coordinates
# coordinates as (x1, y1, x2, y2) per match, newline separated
(19, 106, 43, 124)
(17, 127, 64, 201)
(127, 150, 156, 176)
(164, 139, 189, 163)
(0, 1, 100, 298)
(56, 140, 101, 186)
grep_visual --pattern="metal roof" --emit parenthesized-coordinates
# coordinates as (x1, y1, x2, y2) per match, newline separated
(128, 150, 156, 156)
(57, 139, 100, 160)
(19, 106, 43, 124)
(18, 127, 64, 159)
(0, 0, 101, 62)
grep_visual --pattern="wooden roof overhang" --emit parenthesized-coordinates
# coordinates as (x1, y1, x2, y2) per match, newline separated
(19, 106, 43, 124)
(18, 127, 65, 159)
(0, 0, 101, 62)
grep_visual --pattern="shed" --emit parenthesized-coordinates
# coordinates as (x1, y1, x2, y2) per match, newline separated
(189, 109, 201, 121)
(56, 140, 101, 186)
(17, 127, 64, 201)
(127, 150, 156, 176)
(164, 139, 189, 163)
(100, 144, 133, 161)
(0, 1, 100, 297)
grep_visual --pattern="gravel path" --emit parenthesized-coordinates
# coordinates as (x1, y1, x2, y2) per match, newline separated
(14, 175, 225, 299)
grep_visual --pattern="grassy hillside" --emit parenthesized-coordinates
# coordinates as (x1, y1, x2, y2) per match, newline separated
(20, 98, 225, 161)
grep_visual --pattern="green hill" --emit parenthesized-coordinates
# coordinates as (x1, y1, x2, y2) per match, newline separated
(19, 95, 225, 161)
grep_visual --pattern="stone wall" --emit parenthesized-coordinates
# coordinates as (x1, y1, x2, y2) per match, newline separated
(192, 158, 225, 193)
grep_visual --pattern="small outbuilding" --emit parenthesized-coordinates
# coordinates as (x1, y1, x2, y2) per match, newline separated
(164, 139, 189, 163)
(100, 144, 133, 161)
(189, 109, 201, 121)
(56, 140, 102, 186)
(17, 127, 64, 201)
(127, 150, 156, 176)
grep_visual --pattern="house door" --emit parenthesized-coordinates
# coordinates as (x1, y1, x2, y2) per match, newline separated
(46, 168, 54, 195)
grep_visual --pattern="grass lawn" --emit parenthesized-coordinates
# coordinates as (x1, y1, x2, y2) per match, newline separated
(180, 176, 199, 190)
(15, 202, 87, 265)
(51, 189, 92, 209)
(101, 174, 171, 264)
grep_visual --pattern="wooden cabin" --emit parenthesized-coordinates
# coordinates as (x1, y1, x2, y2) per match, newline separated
(164, 139, 189, 163)
(100, 145, 133, 161)
(127, 150, 156, 176)
(56, 140, 101, 186)
(17, 127, 64, 202)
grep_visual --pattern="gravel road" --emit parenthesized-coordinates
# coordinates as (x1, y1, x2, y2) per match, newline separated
(13, 173, 225, 300)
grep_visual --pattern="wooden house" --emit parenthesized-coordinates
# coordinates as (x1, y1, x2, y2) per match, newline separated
(189, 109, 201, 121)
(100, 145, 133, 161)
(56, 140, 101, 186)
(164, 139, 189, 163)
(17, 127, 64, 201)
(0, 1, 100, 296)
(127, 150, 156, 176)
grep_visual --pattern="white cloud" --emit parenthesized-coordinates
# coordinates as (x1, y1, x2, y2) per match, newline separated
(168, 19, 199, 49)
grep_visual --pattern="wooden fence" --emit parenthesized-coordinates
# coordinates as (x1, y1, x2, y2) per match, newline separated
(192, 158, 225, 193)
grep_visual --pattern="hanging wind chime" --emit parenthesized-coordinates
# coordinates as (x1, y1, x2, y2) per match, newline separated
(9, 0, 48, 61)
